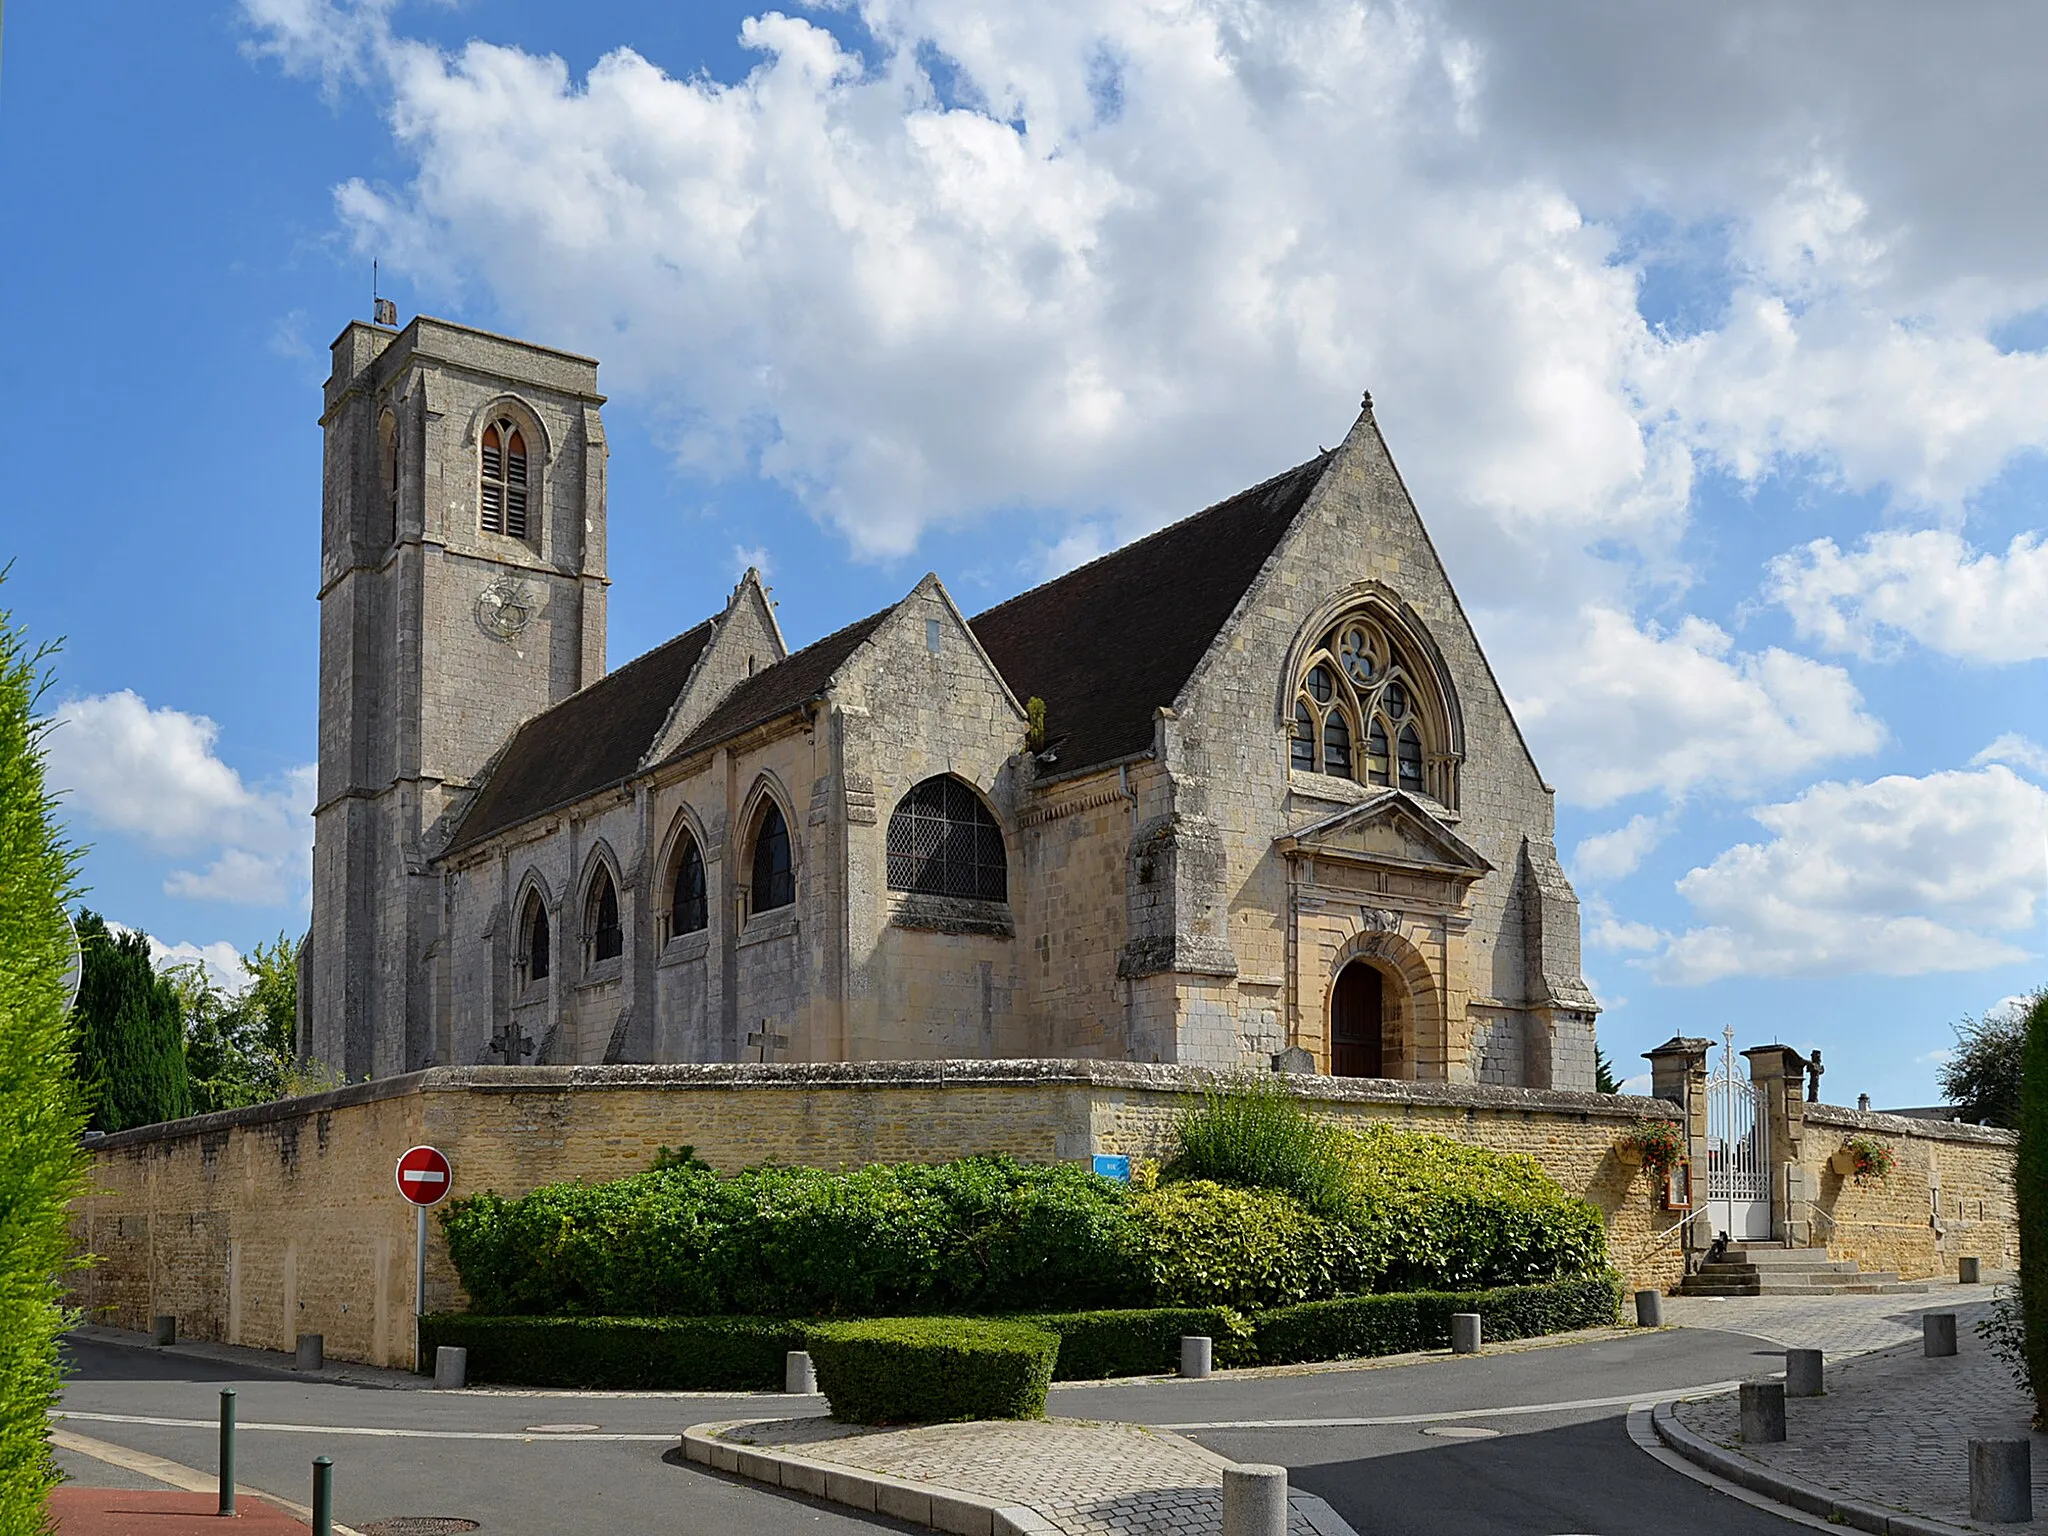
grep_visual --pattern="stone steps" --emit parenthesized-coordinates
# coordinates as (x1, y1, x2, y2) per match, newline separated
(1675, 1244, 1930, 1297)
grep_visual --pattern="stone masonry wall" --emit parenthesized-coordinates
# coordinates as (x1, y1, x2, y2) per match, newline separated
(73, 1063, 1701, 1366)
(1797, 1104, 2016, 1280)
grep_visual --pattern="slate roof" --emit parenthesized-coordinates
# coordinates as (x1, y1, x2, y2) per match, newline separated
(969, 452, 1332, 776)
(663, 607, 892, 764)
(446, 619, 716, 853)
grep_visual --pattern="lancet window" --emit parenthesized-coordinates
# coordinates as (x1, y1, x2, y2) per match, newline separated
(584, 865, 623, 964)
(480, 416, 530, 539)
(670, 833, 708, 937)
(1290, 613, 1455, 804)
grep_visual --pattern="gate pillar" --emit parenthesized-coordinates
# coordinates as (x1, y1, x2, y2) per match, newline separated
(1644, 1037, 1713, 1257)
(1745, 1045, 1810, 1244)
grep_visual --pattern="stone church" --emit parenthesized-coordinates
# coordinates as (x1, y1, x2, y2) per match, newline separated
(303, 314, 1599, 1090)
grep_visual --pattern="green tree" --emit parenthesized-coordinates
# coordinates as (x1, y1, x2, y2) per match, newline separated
(71, 911, 190, 1132)
(1593, 1046, 1619, 1095)
(1940, 994, 2036, 1128)
(0, 595, 89, 1533)
(175, 933, 303, 1114)
(2017, 988, 2048, 1427)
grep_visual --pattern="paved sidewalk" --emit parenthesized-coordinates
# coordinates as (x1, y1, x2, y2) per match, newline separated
(49, 1487, 312, 1534)
(1665, 1280, 2006, 1357)
(1671, 1299, 2047, 1532)
(711, 1416, 1333, 1536)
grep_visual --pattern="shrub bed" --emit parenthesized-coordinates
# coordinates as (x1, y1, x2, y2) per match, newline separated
(1253, 1273, 1623, 1365)
(1025, 1307, 1256, 1378)
(416, 1313, 803, 1390)
(807, 1318, 1059, 1424)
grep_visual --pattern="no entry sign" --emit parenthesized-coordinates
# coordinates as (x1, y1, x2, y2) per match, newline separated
(395, 1145, 452, 1207)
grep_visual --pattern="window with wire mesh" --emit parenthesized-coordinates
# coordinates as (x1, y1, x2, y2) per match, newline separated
(480, 417, 530, 539)
(886, 776, 1008, 902)
(750, 802, 795, 913)
(671, 835, 708, 936)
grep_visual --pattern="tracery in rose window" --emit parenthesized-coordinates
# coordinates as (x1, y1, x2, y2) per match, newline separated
(1289, 613, 1450, 803)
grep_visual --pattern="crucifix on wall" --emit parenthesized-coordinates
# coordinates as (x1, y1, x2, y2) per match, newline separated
(486, 1021, 534, 1064)
(746, 1021, 789, 1062)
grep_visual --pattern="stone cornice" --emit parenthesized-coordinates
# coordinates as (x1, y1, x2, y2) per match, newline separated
(1804, 1101, 2015, 1147)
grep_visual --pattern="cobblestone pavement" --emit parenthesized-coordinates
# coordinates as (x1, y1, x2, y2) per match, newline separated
(1673, 1299, 2048, 1531)
(1665, 1280, 2006, 1357)
(720, 1417, 1323, 1536)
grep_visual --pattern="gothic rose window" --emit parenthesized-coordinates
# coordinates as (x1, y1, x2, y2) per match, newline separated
(1290, 613, 1453, 804)
(480, 417, 530, 539)
(585, 865, 622, 963)
(886, 776, 1007, 902)
(750, 801, 794, 914)
(521, 890, 550, 983)
(670, 834, 708, 937)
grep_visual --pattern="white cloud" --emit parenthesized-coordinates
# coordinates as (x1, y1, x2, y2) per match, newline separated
(1616, 1073, 1652, 1096)
(46, 692, 314, 907)
(1975, 735, 2048, 778)
(1497, 606, 1883, 808)
(732, 544, 772, 580)
(1766, 529, 2048, 663)
(1571, 814, 1667, 884)
(1658, 764, 2048, 983)
(1591, 916, 1665, 954)
(104, 924, 254, 998)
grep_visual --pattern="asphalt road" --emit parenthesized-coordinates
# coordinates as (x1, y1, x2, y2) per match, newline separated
(55, 1327, 1809, 1535)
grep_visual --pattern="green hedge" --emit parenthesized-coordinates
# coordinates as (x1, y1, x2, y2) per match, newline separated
(417, 1313, 804, 1390)
(1026, 1307, 1256, 1378)
(807, 1318, 1059, 1424)
(1253, 1273, 1623, 1365)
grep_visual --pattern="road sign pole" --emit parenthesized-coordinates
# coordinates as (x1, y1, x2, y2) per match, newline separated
(414, 1203, 427, 1371)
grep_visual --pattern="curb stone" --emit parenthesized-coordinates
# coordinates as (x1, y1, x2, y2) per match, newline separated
(1651, 1399, 1975, 1536)
(681, 1418, 1363, 1536)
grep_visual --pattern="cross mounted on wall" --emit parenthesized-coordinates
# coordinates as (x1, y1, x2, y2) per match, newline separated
(487, 1021, 534, 1064)
(746, 1021, 790, 1063)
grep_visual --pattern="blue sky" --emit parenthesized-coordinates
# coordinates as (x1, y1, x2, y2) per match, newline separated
(6, 1, 2045, 1104)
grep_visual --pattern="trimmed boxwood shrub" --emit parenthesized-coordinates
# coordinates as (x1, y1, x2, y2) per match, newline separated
(1253, 1273, 1623, 1365)
(1025, 1307, 1256, 1378)
(1128, 1180, 1369, 1309)
(807, 1318, 1059, 1424)
(417, 1313, 804, 1390)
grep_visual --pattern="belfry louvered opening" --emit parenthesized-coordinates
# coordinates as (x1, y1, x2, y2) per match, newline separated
(886, 776, 1007, 902)
(480, 417, 530, 539)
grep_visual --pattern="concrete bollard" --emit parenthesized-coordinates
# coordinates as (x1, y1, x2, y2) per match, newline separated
(1970, 1438, 2032, 1523)
(1221, 1463, 1288, 1536)
(1179, 1335, 1213, 1379)
(1449, 1314, 1482, 1355)
(1925, 1313, 1959, 1357)
(785, 1350, 817, 1394)
(151, 1315, 176, 1347)
(1634, 1290, 1663, 1328)
(1960, 1256, 1982, 1285)
(1739, 1381, 1786, 1443)
(295, 1333, 324, 1372)
(433, 1346, 467, 1389)
(1785, 1349, 1824, 1397)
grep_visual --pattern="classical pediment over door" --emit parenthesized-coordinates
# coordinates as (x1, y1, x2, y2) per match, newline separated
(1276, 790, 1490, 906)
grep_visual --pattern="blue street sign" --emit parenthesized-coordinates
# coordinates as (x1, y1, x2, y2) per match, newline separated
(1091, 1154, 1132, 1183)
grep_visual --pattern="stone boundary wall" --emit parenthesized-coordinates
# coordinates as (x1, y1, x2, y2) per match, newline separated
(1797, 1104, 2015, 1279)
(75, 1060, 1683, 1367)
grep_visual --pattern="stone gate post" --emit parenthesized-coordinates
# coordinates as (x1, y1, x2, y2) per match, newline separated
(1644, 1037, 1711, 1258)
(1744, 1045, 1809, 1244)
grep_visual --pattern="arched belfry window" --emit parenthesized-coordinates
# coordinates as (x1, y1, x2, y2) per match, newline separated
(520, 890, 550, 984)
(585, 865, 622, 964)
(749, 802, 794, 915)
(377, 409, 399, 546)
(670, 832, 708, 937)
(1291, 612, 1455, 804)
(480, 416, 530, 540)
(887, 777, 1007, 902)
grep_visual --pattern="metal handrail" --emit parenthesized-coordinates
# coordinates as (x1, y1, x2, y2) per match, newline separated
(1622, 1211, 1696, 1267)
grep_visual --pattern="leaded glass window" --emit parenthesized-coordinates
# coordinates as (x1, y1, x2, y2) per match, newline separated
(1397, 724, 1424, 791)
(522, 891, 550, 982)
(750, 802, 794, 913)
(671, 835, 708, 936)
(887, 776, 1007, 902)
(585, 866, 622, 962)
(1289, 610, 1452, 803)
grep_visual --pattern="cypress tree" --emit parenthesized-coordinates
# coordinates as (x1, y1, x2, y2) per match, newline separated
(2018, 988, 2048, 1428)
(0, 594, 89, 1531)
(72, 911, 190, 1132)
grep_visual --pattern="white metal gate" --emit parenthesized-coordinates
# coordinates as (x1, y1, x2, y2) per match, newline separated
(1706, 1033, 1772, 1240)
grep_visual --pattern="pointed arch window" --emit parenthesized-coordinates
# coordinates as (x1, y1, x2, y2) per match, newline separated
(749, 802, 794, 914)
(377, 409, 399, 547)
(887, 776, 1007, 902)
(670, 833, 708, 937)
(585, 865, 622, 964)
(480, 416, 530, 539)
(520, 890, 550, 984)
(1290, 612, 1455, 805)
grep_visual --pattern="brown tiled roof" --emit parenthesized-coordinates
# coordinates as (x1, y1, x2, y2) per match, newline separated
(447, 619, 716, 853)
(664, 606, 893, 762)
(971, 453, 1331, 775)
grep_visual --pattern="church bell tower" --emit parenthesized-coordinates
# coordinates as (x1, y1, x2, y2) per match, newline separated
(304, 314, 608, 1080)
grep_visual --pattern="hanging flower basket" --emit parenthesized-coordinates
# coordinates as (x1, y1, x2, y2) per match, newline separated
(1617, 1120, 1685, 1173)
(1840, 1135, 1894, 1184)
(1828, 1149, 1856, 1176)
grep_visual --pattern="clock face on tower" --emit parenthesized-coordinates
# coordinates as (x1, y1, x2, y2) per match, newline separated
(476, 575, 536, 642)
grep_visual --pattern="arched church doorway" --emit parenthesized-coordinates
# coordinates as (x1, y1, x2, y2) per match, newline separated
(1331, 962, 1385, 1078)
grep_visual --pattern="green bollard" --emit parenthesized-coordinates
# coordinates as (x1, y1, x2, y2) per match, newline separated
(311, 1456, 333, 1536)
(218, 1389, 236, 1516)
